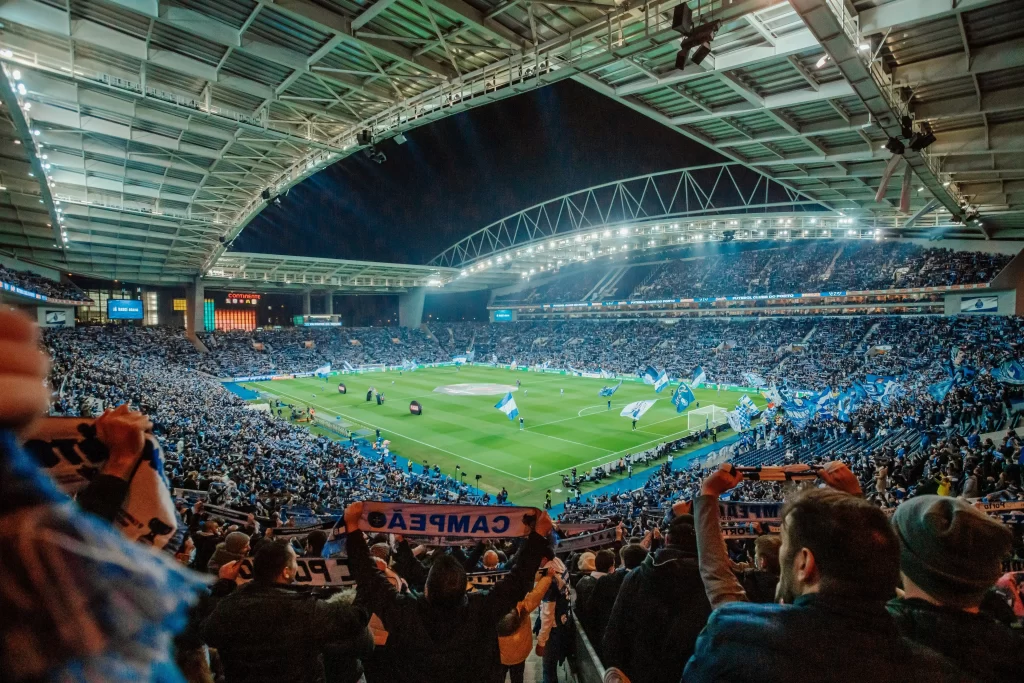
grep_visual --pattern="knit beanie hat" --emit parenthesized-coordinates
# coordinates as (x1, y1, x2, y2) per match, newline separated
(893, 495, 1012, 608)
(224, 531, 250, 554)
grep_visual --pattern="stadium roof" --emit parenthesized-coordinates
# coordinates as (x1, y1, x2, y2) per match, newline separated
(0, 0, 1020, 286)
(206, 251, 457, 292)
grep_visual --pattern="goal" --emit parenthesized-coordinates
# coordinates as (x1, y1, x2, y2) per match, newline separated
(687, 405, 729, 433)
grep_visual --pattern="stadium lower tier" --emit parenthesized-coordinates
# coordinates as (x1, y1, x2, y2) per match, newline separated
(44, 315, 1024, 510)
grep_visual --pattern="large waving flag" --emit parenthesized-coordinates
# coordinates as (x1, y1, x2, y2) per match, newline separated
(991, 359, 1024, 385)
(691, 366, 707, 387)
(653, 370, 669, 393)
(599, 380, 622, 397)
(781, 396, 815, 428)
(727, 406, 751, 433)
(314, 363, 331, 377)
(742, 372, 767, 388)
(672, 383, 696, 413)
(621, 400, 656, 420)
(640, 366, 659, 385)
(834, 387, 859, 422)
(739, 394, 761, 416)
(927, 379, 954, 403)
(494, 392, 520, 421)
(861, 375, 902, 407)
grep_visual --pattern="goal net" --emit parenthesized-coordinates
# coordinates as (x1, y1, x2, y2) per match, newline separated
(687, 405, 730, 433)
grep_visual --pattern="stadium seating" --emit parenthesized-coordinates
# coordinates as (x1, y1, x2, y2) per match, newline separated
(495, 241, 1012, 305)
(0, 263, 90, 301)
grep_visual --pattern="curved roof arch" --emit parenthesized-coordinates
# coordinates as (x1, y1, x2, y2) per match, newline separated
(0, 0, 1020, 284)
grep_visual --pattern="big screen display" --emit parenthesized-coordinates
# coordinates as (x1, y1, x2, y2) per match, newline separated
(107, 299, 144, 320)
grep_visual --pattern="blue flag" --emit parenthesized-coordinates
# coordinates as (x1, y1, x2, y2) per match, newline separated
(860, 375, 902, 408)
(692, 366, 707, 387)
(599, 380, 622, 397)
(739, 394, 761, 416)
(640, 366, 659, 385)
(672, 383, 696, 413)
(927, 379, 954, 403)
(494, 392, 519, 420)
(653, 370, 669, 393)
(991, 359, 1024, 385)
(781, 397, 815, 428)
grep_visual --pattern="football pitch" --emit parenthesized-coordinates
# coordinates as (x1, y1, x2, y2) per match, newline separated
(243, 366, 764, 507)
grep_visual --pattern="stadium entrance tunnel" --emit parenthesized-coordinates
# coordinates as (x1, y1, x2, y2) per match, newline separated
(433, 383, 520, 396)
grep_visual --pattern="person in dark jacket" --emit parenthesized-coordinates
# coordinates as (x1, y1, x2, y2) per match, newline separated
(585, 543, 648, 658)
(737, 535, 780, 604)
(202, 540, 372, 683)
(684, 484, 966, 683)
(603, 515, 711, 683)
(345, 502, 553, 683)
(887, 494, 1023, 682)
(575, 548, 615, 638)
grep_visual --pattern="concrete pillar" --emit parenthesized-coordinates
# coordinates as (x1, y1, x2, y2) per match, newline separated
(185, 277, 205, 335)
(302, 290, 311, 316)
(324, 292, 334, 315)
(398, 287, 426, 328)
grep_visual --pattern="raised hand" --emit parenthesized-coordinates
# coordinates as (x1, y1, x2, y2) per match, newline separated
(0, 307, 50, 431)
(701, 464, 744, 497)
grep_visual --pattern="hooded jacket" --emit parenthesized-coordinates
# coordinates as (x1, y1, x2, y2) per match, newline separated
(602, 546, 711, 683)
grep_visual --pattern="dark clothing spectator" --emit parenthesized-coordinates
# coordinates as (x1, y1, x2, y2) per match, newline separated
(683, 594, 966, 682)
(887, 597, 1024, 683)
(603, 547, 710, 683)
(202, 583, 371, 683)
(584, 569, 629, 656)
(347, 528, 549, 683)
(738, 568, 779, 604)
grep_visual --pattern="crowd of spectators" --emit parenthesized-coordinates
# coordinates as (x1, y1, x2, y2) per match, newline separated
(46, 326, 480, 516)
(195, 326, 449, 377)
(4, 304, 1021, 683)
(498, 241, 1013, 304)
(0, 262, 91, 301)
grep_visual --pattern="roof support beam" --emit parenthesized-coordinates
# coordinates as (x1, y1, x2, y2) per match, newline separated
(891, 40, 1024, 87)
(352, 0, 403, 30)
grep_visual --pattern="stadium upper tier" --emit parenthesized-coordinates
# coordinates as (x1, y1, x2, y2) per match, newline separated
(149, 316, 1023, 394)
(493, 241, 1014, 306)
(1, 0, 1022, 284)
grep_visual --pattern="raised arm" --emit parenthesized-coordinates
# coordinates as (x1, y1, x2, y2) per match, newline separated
(692, 465, 749, 609)
(344, 503, 399, 621)
(481, 511, 553, 623)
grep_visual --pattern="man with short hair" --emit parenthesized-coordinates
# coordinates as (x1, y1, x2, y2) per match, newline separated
(344, 502, 553, 683)
(304, 529, 328, 558)
(738, 535, 781, 604)
(603, 515, 710, 683)
(586, 543, 649, 655)
(684, 469, 966, 682)
(575, 549, 615, 642)
(202, 540, 372, 683)
(888, 495, 1023, 682)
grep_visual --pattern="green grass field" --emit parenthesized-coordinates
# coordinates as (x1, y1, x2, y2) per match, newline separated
(243, 366, 764, 507)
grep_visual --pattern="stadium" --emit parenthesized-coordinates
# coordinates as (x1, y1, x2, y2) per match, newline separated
(2, 1, 1024, 682)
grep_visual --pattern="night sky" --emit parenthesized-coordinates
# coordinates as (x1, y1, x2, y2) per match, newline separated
(235, 80, 724, 265)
